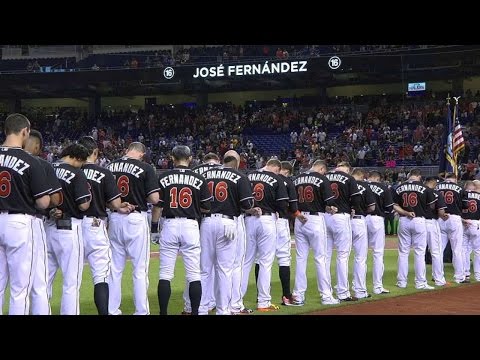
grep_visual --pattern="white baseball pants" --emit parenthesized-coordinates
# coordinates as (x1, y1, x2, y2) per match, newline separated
(326, 213, 352, 300)
(397, 217, 428, 288)
(108, 212, 150, 315)
(425, 219, 446, 285)
(292, 213, 334, 302)
(46, 217, 84, 315)
(242, 214, 277, 308)
(351, 216, 368, 297)
(366, 215, 386, 292)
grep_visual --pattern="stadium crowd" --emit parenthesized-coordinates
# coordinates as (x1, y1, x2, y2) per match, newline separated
(1, 94, 479, 183)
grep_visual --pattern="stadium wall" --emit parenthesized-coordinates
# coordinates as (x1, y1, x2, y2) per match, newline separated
(21, 98, 89, 109)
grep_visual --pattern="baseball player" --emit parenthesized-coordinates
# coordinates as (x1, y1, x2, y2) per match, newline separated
(78, 136, 135, 315)
(198, 150, 254, 315)
(0, 114, 51, 315)
(424, 176, 448, 286)
(350, 168, 376, 299)
(242, 159, 289, 311)
(25, 130, 62, 315)
(436, 173, 467, 283)
(324, 161, 361, 301)
(254, 161, 307, 306)
(366, 170, 394, 294)
(291, 160, 340, 306)
(179, 153, 221, 315)
(152, 145, 212, 315)
(461, 180, 480, 282)
(47, 143, 92, 315)
(393, 168, 436, 289)
(107, 142, 160, 315)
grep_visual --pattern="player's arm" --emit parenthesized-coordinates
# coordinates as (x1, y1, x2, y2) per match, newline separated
(144, 164, 161, 205)
(426, 188, 437, 210)
(275, 177, 289, 213)
(43, 161, 62, 207)
(73, 170, 91, 211)
(322, 177, 337, 213)
(49, 191, 62, 207)
(31, 164, 53, 210)
(365, 186, 376, 213)
(200, 179, 212, 213)
(393, 204, 415, 218)
(151, 205, 162, 234)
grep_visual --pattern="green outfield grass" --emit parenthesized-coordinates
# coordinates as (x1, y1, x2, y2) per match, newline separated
(1, 240, 465, 315)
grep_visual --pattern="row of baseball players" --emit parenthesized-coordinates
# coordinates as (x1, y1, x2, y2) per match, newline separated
(171, 155, 480, 314)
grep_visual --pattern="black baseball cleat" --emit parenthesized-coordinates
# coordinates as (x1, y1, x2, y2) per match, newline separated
(339, 296, 359, 302)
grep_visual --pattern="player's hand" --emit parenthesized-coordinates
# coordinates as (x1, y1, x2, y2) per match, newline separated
(224, 223, 236, 241)
(407, 211, 415, 219)
(441, 214, 449, 221)
(297, 213, 308, 224)
(151, 221, 159, 234)
(50, 208, 63, 219)
(151, 232, 161, 245)
(117, 202, 135, 214)
(462, 219, 471, 227)
(326, 206, 338, 214)
(350, 209, 356, 217)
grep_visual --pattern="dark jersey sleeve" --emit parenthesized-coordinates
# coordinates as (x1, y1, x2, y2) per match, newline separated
(238, 175, 254, 211)
(384, 185, 394, 213)
(436, 190, 447, 210)
(286, 178, 298, 213)
(144, 164, 160, 196)
(104, 169, 121, 203)
(276, 179, 289, 202)
(200, 179, 212, 211)
(30, 158, 53, 199)
(426, 187, 437, 206)
(365, 184, 376, 209)
(322, 177, 336, 207)
(42, 160, 62, 194)
(73, 169, 91, 205)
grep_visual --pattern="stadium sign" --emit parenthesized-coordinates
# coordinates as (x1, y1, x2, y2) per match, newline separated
(192, 60, 308, 78)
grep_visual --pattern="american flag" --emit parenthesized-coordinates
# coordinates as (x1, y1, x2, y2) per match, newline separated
(452, 115, 465, 156)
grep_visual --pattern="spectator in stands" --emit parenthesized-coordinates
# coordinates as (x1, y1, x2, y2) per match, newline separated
(130, 58, 138, 68)
(91, 64, 100, 71)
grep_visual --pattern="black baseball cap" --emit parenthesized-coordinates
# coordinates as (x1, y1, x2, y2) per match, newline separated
(172, 145, 192, 160)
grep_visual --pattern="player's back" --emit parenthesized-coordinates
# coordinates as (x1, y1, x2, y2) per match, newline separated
(52, 161, 90, 219)
(354, 180, 376, 216)
(247, 169, 288, 214)
(107, 156, 158, 212)
(393, 180, 436, 217)
(367, 181, 394, 217)
(324, 170, 360, 213)
(158, 166, 211, 220)
(435, 181, 464, 215)
(292, 171, 333, 212)
(83, 162, 120, 218)
(0, 146, 50, 215)
(202, 165, 252, 217)
(462, 190, 480, 220)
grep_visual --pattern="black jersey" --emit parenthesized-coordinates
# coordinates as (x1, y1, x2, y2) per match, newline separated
(247, 169, 289, 214)
(353, 180, 376, 216)
(52, 161, 91, 219)
(425, 189, 447, 220)
(36, 156, 62, 217)
(367, 181, 394, 217)
(83, 162, 121, 218)
(192, 162, 221, 176)
(0, 147, 52, 215)
(202, 166, 253, 217)
(462, 190, 480, 220)
(277, 174, 298, 218)
(324, 170, 361, 214)
(393, 180, 437, 217)
(158, 166, 212, 220)
(435, 181, 465, 216)
(107, 156, 159, 212)
(293, 171, 335, 213)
